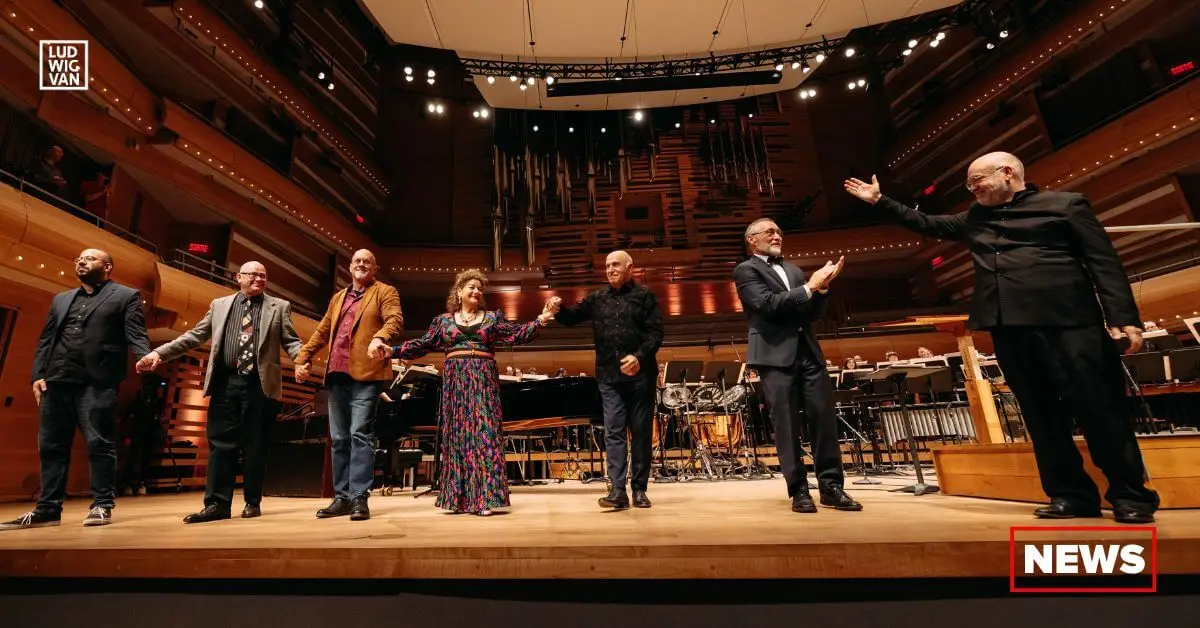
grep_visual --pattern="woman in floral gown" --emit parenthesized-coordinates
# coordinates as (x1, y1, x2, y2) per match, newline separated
(393, 270, 554, 516)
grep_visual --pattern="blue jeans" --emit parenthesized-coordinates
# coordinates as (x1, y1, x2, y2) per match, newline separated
(326, 374, 383, 500)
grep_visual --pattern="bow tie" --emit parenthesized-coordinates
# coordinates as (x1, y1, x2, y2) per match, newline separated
(766, 256, 784, 265)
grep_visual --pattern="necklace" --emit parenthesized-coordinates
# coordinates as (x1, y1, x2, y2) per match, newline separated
(457, 309, 482, 326)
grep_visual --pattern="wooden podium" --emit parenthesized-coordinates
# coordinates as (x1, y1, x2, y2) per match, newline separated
(869, 315, 1006, 444)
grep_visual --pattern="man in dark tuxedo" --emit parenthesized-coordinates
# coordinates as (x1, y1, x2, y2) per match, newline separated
(844, 151, 1158, 523)
(733, 220, 862, 514)
(1, 249, 150, 530)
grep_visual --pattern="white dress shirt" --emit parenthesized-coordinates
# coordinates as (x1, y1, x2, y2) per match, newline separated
(755, 254, 812, 298)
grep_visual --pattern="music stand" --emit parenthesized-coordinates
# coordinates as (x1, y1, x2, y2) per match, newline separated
(865, 365, 945, 496)
(664, 361, 705, 386)
(391, 366, 444, 500)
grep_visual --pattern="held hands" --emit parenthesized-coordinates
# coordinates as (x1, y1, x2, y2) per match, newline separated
(538, 297, 562, 325)
(619, 354, 640, 377)
(135, 351, 161, 374)
(295, 362, 310, 383)
(843, 175, 882, 204)
(1109, 326, 1144, 354)
(32, 379, 46, 407)
(367, 337, 391, 360)
(805, 256, 846, 294)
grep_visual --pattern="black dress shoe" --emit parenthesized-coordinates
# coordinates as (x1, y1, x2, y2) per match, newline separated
(1113, 505, 1154, 524)
(183, 504, 231, 524)
(1034, 501, 1102, 519)
(350, 496, 370, 521)
(820, 487, 863, 511)
(241, 504, 261, 519)
(599, 489, 629, 509)
(632, 490, 651, 508)
(791, 492, 817, 513)
(317, 498, 353, 519)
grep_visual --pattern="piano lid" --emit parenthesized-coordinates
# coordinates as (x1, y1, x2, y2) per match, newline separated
(501, 376, 602, 423)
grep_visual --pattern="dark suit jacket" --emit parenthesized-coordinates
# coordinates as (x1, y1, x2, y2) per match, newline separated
(31, 281, 151, 385)
(733, 256, 829, 368)
(875, 185, 1140, 330)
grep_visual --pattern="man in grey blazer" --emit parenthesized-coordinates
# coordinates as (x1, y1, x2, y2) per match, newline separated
(138, 261, 301, 523)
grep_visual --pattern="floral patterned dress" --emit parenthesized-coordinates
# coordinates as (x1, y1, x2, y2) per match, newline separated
(394, 311, 541, 513)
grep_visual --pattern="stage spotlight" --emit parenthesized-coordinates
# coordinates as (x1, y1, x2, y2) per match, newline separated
(801, 60, 811, 73)
(519, 83, 527, 91)
(935, 32, 946, 41)
(427, 77, 435, 85)
(633, 110, 644, 122)
(902, 49, 912, 56)
(404, 66, 413, 75)
(908, 39, 918, 48)
(800, 90, 809, 100)
(435, 104, 444, 114)
(986, 42, 995, 50)
(532, 125, 538, 132)
(999, 30, 1009, 38)
(405, 75, 413, 82)
(930, 39, 940, 48)
(546, 76, 555, 85)
(526, 77, 536, 85)
(473, 111, 479, 118)
(509, 75, 518, 82)
(791, 61, 800, 70)
(318, 71, 326, 80)
(709, 119, 715, 124)
(815, 53, 826, 63)
(254, 0, 264, 8)
(775, 63, 784, 71)
(601, 127, 607, 133)
(427, 103, 436, 113)
(327, 82, 334, 90)
(848, 81, 856, 90)
(845, 47, 855, 57)
(479, 108, 489, 119)
(674, 122, 681, 128)
(427, 69, 436, 78)
(857, 79, 865, 87)
(568, 127, 574, 133)
(486, 76, 496, 84)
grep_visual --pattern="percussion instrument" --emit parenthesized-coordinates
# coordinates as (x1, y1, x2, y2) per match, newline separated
(661, 385, 690, 410)
(690, 412, 744, 449)
(692, 385, 722, 411)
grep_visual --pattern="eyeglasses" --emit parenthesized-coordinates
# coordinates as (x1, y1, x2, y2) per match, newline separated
(350, 258, 373, 266)
(749, 228, 782, 237)
(239, 272, 267, 279)
(74, 255, 103, 264)
(965, 167, 1004, 189)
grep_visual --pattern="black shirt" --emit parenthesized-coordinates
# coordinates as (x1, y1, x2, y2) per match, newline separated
(555, 281, 664, 384)
(46, 281, 109, 383)
(220, 293, 264, 371)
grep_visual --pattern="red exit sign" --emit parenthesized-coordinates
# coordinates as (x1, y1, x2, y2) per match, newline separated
(187, 242, 210, 254)
(1170, 61, 1194, 76)
(931, 255, 944, 268)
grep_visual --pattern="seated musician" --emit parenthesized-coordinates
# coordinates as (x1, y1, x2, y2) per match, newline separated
(917, 347, 934, 358)
(391, 270, 556, 517)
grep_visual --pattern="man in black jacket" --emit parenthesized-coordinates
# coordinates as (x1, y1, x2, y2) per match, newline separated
(733, 219, 862, 514)
(844, 151, 1158, 523)
(1, 249, 150, 531)
(548, 251, 663, 510)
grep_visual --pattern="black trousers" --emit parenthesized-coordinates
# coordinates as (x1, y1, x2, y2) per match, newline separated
(36, 382, 119, 514)
(990, 325, 1158, 512)
(597, 377, 654, 492)
(756, 350, 844, 497)
(204, 373, 277, 509)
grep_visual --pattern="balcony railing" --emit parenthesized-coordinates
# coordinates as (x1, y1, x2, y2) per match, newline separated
(0, 167, 159, 255)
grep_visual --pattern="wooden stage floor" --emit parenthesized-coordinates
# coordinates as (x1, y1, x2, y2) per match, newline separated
(1, 475, 1198, 580)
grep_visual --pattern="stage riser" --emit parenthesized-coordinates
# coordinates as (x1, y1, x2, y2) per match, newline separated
(931, 434, 1200, 508)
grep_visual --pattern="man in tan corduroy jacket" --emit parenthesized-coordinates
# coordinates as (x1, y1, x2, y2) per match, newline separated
(295, 249, 402, 521)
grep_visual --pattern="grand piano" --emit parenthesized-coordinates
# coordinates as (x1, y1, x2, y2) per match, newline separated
(377, 366, 603, 440)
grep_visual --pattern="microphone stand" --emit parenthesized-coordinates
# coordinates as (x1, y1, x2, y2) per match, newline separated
(1121, 358, 1167, 435)
(838, 402, 881, 486)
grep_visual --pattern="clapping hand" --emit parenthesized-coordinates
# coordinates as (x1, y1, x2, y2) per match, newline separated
(843, 175, 882, 204)
(806, 256, 845, 293)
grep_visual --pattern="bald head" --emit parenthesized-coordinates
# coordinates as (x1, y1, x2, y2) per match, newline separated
(966, 151, 1026, 206)
(75, 248, 113, 286)
(349, 249, 378, 288)
(605, 250, 634, 288)
(236, 261, 268, 296)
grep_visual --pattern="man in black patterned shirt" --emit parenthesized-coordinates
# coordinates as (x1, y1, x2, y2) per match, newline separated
(549, 251, 663, 510)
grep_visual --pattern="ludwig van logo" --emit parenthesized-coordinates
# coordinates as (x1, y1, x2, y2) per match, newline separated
(1010, 526, 1157, 593)
(39, 40, 89, 91)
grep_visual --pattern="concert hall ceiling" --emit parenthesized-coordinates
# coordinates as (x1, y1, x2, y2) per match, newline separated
(360, 0, 963, 110)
